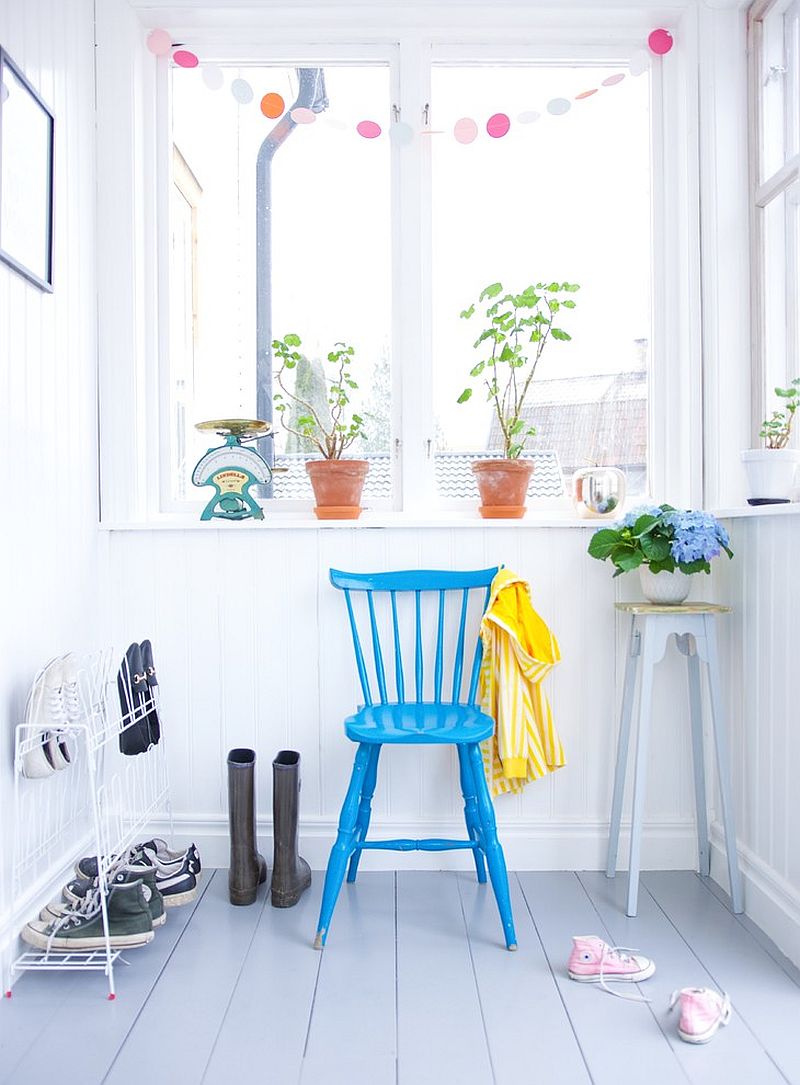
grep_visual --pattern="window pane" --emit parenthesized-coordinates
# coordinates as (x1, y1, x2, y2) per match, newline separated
(761, 0, 800, 180)
(431, 65, 651, 500)
(169, 64, 391, 505)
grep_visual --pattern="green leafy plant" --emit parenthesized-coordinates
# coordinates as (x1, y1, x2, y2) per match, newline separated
(588, 504, 733, 577)
(272, 334, 366, 459)
(457, 280, 579, 458)
(759, 378, 799, 449)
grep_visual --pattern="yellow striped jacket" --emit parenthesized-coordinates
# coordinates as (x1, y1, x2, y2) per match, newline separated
(479, 568, 565, 796)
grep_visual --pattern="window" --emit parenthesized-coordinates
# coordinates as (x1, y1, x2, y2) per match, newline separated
(749, 0, 800, 429)
(162, 44, 657, 514)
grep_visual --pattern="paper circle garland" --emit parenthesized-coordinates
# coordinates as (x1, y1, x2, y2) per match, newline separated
(261, 92, 285, 119)
(201, 64, 224, 91)
(486, 113, 510, 138)
(648, 28, 674, 55)
(518, 110, 541, 124)
(547, 98, 571, 116)
(389, 121, 414, 146)
(291, 107, 316, 125)
(601, 73, 626, 87)
(453, 117, 478, 144)
(231, 78, 254, 105)
(173, 50, 199, 69)
(356, 120, 382, 139)
(146, 29, 172, 57)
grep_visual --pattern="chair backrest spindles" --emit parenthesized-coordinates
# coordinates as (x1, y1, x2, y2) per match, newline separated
(451, 588, 470, 703)
(390, 590, 405, 702)
(343, 588, 373, 706)
(434, 589, 446, 703)
(330, 568, 499, 709)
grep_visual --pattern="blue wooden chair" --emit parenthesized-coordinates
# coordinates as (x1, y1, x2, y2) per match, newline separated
(314, 567, 517, 951)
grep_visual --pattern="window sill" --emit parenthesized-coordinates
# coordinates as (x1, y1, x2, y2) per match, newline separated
(713, 502, 800, 520)
(99, 509, 606, 532)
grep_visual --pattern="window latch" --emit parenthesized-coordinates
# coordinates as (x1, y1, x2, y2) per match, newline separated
(764, 63, 787, 85)
(422, 102, 430, 126)
(392, 104, 401, 122)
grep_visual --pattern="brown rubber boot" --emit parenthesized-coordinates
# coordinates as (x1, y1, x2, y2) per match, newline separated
(227, 748, 268, 906)
(271, 750, 312, 908)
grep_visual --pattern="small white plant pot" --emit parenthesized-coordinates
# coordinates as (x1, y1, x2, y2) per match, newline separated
(740, 448, 800, 503)
(639, 566, 691, 605)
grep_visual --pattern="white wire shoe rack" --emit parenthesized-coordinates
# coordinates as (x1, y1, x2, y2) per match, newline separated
(4, 648, 173, 999)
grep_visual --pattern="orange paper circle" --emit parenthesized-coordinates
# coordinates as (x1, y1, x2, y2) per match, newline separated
(260, 92, 285, 119)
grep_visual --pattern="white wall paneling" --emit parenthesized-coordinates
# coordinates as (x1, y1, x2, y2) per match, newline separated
(711, 512, 800, 966)
(106, 525, 701, 872)
(0, 0, 98, 967)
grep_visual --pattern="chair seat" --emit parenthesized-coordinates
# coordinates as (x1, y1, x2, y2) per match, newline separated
(344, 702, 495, 745)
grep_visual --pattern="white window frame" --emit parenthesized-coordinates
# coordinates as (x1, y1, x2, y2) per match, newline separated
(748, 0, 800, 438)
(96, 1, 703, 525)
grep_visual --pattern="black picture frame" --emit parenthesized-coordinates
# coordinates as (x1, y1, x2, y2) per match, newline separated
(0, 46, 54, 292)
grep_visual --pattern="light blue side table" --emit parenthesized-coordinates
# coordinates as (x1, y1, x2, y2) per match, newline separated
(606, 602, 744, 917)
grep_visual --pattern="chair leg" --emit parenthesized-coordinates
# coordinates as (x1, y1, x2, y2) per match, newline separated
(467, 743, 517, 950)
(347, 745, 381, 883)
(314, 743, 372, 949)
(457, 745, 487, 883)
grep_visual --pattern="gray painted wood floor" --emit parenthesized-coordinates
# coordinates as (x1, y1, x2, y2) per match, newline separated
(1, 869, 799, 1085)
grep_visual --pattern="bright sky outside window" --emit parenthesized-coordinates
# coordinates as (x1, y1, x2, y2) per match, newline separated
(169, 64, 391, 504)
(431, 64, 652, 497)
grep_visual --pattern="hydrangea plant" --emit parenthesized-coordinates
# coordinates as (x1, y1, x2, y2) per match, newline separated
(588, 503, 733, 577)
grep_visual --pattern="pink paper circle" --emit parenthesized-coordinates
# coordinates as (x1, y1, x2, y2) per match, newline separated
(291, 107, 316, 125)
(601, 73, 626, 87)
(486, 113, 510, 139)
(453, 117, 478, 144)
(356, 120, 382, 139)
(146, 29, 172, 57)
(648, 28, 673, 55)
(173, 50, 199, 69)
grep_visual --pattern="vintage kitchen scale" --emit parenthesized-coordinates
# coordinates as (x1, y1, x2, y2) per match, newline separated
(192, 419, 285, 521)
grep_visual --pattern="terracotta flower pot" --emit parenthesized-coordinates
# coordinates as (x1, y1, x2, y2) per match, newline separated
(305, 459, 369, 520)
(472, 459, 534, 519)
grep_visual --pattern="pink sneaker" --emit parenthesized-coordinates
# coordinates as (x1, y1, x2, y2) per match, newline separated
(669, 987, 732, 1044)
(568, 935, 655, 998)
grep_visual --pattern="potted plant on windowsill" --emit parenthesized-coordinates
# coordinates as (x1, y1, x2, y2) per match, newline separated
(587, 504, 733, 604)
(740, 378, 800, 504)
(273, 334, 369, 519)
(457, 280, 579, 518)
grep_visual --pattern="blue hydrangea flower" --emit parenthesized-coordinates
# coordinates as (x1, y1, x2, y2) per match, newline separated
(661, 509, 729, 564)
(619, 503, 663, 528)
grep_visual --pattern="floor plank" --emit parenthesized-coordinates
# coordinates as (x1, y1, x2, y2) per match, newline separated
(301, 873, 397, 1085)
(579, 871, 786, 1085)
(104, 870, 266, 1085)
(457, 873, 591, 1085)
(0, 870, 212, 1085)
(643, 871, 800, 1084)
(202, 872, 323, 1085)
(517, 872, 689, 1085)
(396, 871, 494, 1085)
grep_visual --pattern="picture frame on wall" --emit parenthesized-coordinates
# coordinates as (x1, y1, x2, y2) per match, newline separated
(0, 46, 54, 292)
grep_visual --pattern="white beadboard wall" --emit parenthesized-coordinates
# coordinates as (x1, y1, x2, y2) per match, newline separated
(711, 512, 800, 967)
(0, 0, 98, 939)
(104, 525, 701, 872)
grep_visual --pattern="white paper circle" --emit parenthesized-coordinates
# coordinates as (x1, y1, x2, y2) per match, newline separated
(389, 121, 414, 146)
(201, 64, 224, 91)
(517, 110, 541, 124)
(629, 50, 651, 77)
(546, 98, 571, 116)
(231, 78, 254, 104)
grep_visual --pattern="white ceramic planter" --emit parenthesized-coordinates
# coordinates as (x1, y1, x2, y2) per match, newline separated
(740, 448, 800, 502)
(639, 566, 691, 605)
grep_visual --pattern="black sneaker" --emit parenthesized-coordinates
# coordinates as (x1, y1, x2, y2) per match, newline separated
(75, 839, 201, 880)
(50, 866, 165, 927)
(22, 881, 154, 951)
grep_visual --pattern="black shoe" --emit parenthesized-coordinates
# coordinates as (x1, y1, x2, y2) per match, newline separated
(117, 644, 152, 756)
(48, 865, 166, 927)
(271, 751, 311, 908)
(139, 640, 162, 745)
(227, 748, 268, 906)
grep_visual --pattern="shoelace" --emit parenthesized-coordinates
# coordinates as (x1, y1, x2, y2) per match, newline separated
(598, 943, 652, 1003)
(45, 683, 69, 731)
(45, 886, 103, 953)
(62, 678, 82, 723)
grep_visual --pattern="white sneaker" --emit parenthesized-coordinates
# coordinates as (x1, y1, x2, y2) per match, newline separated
(42, 659, 72, 770)
(21, 660, 58, 779)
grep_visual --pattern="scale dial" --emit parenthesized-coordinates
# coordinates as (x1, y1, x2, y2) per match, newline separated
(192, 445, 270, 486)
